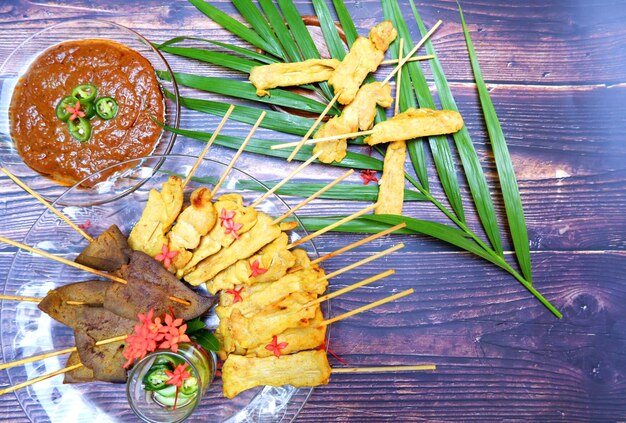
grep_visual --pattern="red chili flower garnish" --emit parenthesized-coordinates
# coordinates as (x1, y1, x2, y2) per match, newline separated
(158, 313, 190, 353)
(223, 219, 243, 239)
(165, 363, 191, 410)
(65, 100, 85, 121)
(219, 208, 236, 227)
(249, 259, 268, 278)
(225, 287, 244, 304)
(155, 243, 178, 269)
(360, 169, 378, 185)
(316, 339, 349, 366)
(78, 219, 91, 229)
(265, 335, 288, 358)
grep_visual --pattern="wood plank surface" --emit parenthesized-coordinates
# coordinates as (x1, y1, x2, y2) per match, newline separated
(0, 0, 624, 422)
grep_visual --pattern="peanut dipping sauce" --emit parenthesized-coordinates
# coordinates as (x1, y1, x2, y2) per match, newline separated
(9, 39, 165, 186)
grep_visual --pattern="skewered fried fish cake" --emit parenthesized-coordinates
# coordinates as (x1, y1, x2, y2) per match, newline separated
(375, 140, 407, 215)
(75, 224, 130, 272)
(38, 280, 112, 327)
(249, 58, 341, 97)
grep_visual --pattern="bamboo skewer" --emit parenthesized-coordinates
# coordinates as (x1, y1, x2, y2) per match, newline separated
(381, 54, 434, 65)
(271, 129, 375, 150)
(394, 38, 404, 116)
(287, 91, 341, 162)
(331, 364, 436, 373)
(271, 169, 354, 225)
(0, 237, 190, 306)
(182, 104, 235, 189)
(311, 222, 406, 265)
(0, 294, 41, 303)
(0, 363, 84, 396)
(1, 168, 94, 242)
(0, 335, 127, 372)
(306, 269, 395, 307)
(211, 111, 266, 198)
(319, 288, 414, 326)
(318, 243, 404, 282)
(287, 202, 379, 249)
(250, 151, 322, 208)
(382, 20, 442, 85)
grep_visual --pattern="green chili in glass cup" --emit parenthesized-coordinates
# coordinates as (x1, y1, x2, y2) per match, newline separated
(126, 343, 216, 423)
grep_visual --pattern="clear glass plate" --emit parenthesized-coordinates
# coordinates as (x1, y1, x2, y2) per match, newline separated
(0, 20, 180, 204)
(2, 154, 329, 422)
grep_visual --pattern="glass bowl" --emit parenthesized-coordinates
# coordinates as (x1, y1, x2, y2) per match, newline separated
(2, 154, 329, 422)
(0, 19, 180, 204)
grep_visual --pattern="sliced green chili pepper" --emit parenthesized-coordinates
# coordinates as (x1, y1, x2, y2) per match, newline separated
(180, 376, 199, 396)
(95, 97, 119, 120)
(68, 117, 92, 142)
(71, 84, 98, 103)
(82, 101, 96, 119)
(55, 96, 75, 121)
(143, 365, 170, 391)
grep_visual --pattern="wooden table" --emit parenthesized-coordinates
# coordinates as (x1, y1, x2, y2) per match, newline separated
(0, 0, 625, 421)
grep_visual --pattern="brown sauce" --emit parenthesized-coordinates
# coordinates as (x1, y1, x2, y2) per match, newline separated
(9, 39, 165, 186)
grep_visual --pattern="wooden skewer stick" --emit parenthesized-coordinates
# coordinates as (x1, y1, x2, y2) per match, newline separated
(0, 335, 127, 372)
(211, 111, 267, 198)
(319, 288, 414, 327)
(250, 151, 322, 208)
(381, 54, 434, 65)
(286, 91, 341, 162)
(306, 269, 395, 307)
(311, 222, 406, 265)
(0, 237, 190, 306)
(272, 169, 354, 225)
(394, 38, 404, 116)
(287, 202, 379, 249)
(317, 243, 403, 282)
(0, 294, 41, 303)
(271, 129, 375, 150)
(331, 364, 436, 373)
(182, 104, 235, 189)
(1, 168, 94, 243)
(382, 20, 443, 85)
(0, 363, 83, 396)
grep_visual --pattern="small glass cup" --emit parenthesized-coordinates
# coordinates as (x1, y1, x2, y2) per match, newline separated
(126, 343, 216, 423)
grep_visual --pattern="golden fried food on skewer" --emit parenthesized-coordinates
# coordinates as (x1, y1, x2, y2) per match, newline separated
(313, 81, 393, 163)
(375, 140, 407, 215)
(168, 187, 217, 270)
(249, 58, 341, 97)
(329, 21, 397, 105)
(128, 176, 183, 257)
(221, 350, 331, 398)
(206, 233, 296, 294)
(364, 107, 464, 145)
(184, 212, 282, 287)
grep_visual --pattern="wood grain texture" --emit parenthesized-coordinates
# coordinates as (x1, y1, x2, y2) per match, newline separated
(0, 0, 625, 422)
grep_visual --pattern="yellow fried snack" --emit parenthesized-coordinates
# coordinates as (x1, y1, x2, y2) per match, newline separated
(329, 21, 397, 105)
(314, 81, 393, 163)
(228, 292, 319, 349)
(249, 58, 341, 96)
(375, 140, 407, 215)
(364, 108, 464, 146)
(184, 213, 281, 288)
(222, 350, 331, 398)
(168, 187, 217, 270)
(128, 176, 183, 257)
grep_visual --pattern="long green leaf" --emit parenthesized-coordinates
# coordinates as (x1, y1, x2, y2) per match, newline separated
(232, 0, 287, 61)
(312, 0, 346, 60)
(387, 0, 465, 222)
(155, 36, 278, 65)
(188, 0, 282, 58)
(158, 45, 260, 73)
(277, 0, 336, 102)
(162, 124, 384, 171)
(380, 0, 428, 190)
(331, 0, 358, 46)
(411, 1, 503, 257)
(258, 0, 303, 61)
(161, 71, 332, 115)
(459, 4, 532, 282)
